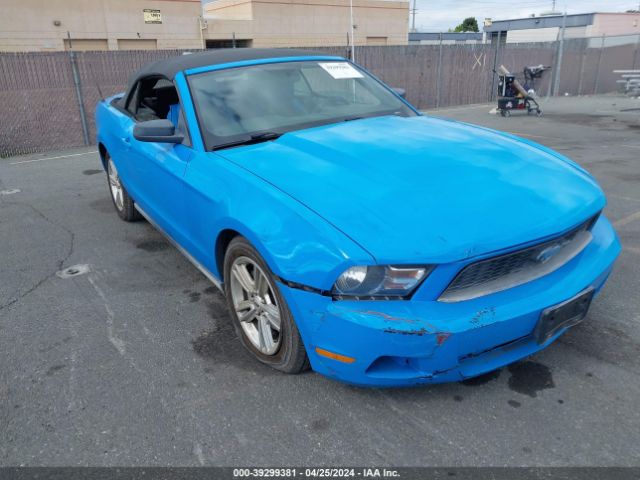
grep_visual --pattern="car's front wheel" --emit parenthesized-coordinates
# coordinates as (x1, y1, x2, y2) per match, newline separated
(223, 236, 309, 373)
(106, 153, 141, 222)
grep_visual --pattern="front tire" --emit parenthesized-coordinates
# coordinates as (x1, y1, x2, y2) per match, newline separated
(223, 236, 309, 373)
(106, 153, 141, 222)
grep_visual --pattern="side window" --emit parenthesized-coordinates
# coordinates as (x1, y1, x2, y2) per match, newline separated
(125, 76, 191, 147)
(126, 77, 179, 123)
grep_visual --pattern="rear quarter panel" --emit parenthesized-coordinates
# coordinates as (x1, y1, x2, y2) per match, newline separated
(95, 94, 125, 160)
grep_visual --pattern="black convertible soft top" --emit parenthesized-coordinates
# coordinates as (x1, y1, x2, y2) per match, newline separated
(127, 48, 338, 86)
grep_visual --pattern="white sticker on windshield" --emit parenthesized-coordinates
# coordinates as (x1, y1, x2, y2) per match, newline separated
(318, 62, 364, 79)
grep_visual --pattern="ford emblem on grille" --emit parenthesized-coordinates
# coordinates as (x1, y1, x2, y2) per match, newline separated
(440, 215, 597, 302)
(536, 244, 563, 264)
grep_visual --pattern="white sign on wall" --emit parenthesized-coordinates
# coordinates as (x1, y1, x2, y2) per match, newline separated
(143, 9, 162, 24)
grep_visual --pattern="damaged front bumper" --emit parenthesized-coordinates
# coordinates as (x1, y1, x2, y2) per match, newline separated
(278, 215, 621, 387)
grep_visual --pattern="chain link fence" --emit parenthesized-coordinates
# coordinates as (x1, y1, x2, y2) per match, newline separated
(1, 34, 638, 157)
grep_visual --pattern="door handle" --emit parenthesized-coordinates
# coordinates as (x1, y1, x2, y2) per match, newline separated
(122, 136, 131, 144)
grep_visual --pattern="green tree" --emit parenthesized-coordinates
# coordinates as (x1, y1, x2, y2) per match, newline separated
(453, 17, 479, 32)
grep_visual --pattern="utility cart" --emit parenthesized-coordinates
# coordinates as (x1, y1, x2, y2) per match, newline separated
(496, 65, 550, 117)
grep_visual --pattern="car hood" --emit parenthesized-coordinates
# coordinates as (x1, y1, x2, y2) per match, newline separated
(218, 115, 605, 264)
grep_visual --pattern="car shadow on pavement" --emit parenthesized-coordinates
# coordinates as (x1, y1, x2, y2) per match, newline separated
(190, 286, 283, 378)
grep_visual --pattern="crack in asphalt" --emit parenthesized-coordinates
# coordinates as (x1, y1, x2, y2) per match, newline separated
(0, 201, 75, 312)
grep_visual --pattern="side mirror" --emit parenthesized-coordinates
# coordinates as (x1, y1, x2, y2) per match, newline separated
(133, 119, 184, 143)
(392, 87, 406, 99)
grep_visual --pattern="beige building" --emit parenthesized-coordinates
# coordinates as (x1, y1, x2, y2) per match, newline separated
(0, 0, 409, 52)
(203, 0, 409, 47)
(0, 0, 204, 51)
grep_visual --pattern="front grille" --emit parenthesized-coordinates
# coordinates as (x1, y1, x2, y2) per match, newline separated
(439, 214, 598, 303)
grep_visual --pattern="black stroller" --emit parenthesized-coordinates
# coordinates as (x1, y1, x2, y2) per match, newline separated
(496, 65, 551, 117)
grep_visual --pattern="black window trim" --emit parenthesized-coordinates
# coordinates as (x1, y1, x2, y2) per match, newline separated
(113, 73, 194, 148)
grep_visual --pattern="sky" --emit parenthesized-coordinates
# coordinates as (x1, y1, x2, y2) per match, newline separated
(410, 0, 640, 32)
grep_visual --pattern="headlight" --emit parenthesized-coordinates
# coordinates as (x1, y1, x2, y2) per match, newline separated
(332, 265, 432, 299)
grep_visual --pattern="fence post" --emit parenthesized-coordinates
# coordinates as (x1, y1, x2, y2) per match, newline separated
(69, 51, 90, 146)
(546, 29, 560, 99)
(577, 38, 587, 95)
(552, 11, 567, 96)
(632, 34, 640, 70)
(489, 32, 501, 102)
(593, 35, 605, 95)
(436, 33, 443, 108)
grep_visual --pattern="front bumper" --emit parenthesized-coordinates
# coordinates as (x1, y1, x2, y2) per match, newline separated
(279, 215, 621, 387)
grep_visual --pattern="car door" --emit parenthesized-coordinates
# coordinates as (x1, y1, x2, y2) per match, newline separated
(108, 79, 151, 207)
(128, 133, 192, 240)
(124, 77, 193, 243)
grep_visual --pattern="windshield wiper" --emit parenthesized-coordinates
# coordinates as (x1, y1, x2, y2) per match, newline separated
(343, 111, 406, 123)
(213, 132, 283, 151)
(249, 132, 282, 141)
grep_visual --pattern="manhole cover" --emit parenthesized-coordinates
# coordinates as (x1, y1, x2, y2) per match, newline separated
(56, 264, 91, 279)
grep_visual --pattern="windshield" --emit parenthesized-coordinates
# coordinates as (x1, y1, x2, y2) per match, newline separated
(188, 60, 416, 150)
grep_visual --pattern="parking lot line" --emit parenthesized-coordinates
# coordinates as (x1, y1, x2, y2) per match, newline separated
(613, 210, 640, 228)
(425, 104, 491, 114)
(10, 150, 98, 165)
(506, 132, 563, 141)
(610, 194, 640, 203)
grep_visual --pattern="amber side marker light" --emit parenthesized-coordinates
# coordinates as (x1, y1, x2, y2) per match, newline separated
(315, 347, 356, 364)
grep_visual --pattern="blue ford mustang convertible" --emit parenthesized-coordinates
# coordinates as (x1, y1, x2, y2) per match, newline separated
(96, 49, 620, 386)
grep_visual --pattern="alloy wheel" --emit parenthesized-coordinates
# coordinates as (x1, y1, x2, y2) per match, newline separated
(229, 256, 282, 355)
(108, 159, 124, 211)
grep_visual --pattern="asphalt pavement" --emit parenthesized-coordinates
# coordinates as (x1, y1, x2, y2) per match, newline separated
(1, 95, 639, 466)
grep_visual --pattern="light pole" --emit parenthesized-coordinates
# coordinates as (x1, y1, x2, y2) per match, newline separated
(350, 0, 355, 61)
(198, 16, 207, 50)
(411, 0, 417, 32)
